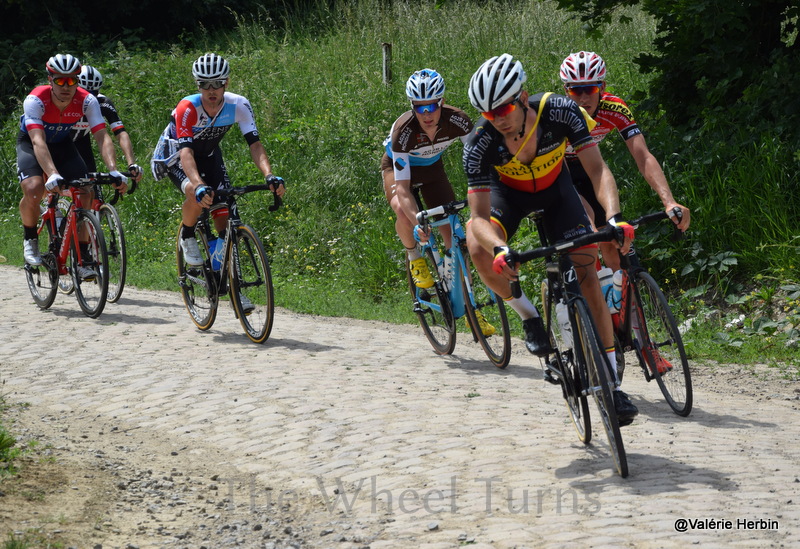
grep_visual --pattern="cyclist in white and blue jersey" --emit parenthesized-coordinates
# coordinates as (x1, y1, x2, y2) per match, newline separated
(158, 53, 285, 268)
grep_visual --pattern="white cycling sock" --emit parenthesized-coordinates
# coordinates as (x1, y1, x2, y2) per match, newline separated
(505, 292, 539, 320)
(406, 246, 422, 262)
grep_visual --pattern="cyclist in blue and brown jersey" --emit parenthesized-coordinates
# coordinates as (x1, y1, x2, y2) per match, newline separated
(560, 51, 690, 271)
(157, 53, 285, 273)
(381, 69, 473, 290)
(463, 54, 638, 424)
(71, 65, 142, 182)
(17, 53, 127, 271)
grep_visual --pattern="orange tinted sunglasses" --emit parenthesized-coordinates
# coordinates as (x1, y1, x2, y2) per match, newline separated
(52, 76, 78, 87)
(482, 95, 520, 121)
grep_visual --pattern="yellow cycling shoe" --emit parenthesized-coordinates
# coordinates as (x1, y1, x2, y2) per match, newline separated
(409, 257, 434, 288)
(475, 310, 496, 336)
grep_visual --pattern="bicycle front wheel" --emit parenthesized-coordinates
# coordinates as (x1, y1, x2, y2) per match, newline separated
(25, 216, 58, 309)
(71, 210, 109, 318)
(633, 271, 693, 416)
(97, 203, 127, 303)
(573, 298, 628, 477)
(176, 224, 218, 330)
(541, 281, 591, 443)
(406, 252, 456, 355)
(230, 225, 274, 344)
(462, 249, 511, 368)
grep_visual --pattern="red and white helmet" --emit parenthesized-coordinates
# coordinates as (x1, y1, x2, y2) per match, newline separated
(46, 54, 81, 76)
(559, 51, 606, 84)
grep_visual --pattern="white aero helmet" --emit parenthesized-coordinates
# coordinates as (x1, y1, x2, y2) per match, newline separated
(192, 53, 230, 80)
(79, 65, 103, 92)
(405, 69, 445, 101)
(559, 51, 607, 84)
(468, 54, 527, 112)
(46, 53, 81, 76)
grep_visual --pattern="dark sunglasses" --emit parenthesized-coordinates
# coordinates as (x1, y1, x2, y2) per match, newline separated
(482, 97, 520, 121)
(197, 79, 227, 90)
(412, 99, 442, 115)
(566, 84, 601, 97)
(52, 76, 78, 87)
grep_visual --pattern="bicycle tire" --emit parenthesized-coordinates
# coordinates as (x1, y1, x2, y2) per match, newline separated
(461, 248, 511, 368)
(71, 210, 109, 318)
(229, 225, 274, 344)
(176, 224, 218, 331)
(573, 298, 628, 477)
(97, 203, 127, 303)
(25, 216, 59, 309)
(406, 252, 456, 355)
(540, 281, 591, 443)
(632, 271, 693, 416)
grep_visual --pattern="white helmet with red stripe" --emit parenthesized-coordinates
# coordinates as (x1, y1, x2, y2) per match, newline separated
(559, 51, 607, 84)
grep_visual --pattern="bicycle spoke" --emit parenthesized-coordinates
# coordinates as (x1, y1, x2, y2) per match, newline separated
(72, 211, 109, 318)
(462, 249, 511, 368)
(633, 272, 693, 416)
(177, 224, 217, 330)
(407, 251, 456, 355)
(574, 299, 628, 478)
(230, 225, 274, 343)
(98, 204, 127, 303)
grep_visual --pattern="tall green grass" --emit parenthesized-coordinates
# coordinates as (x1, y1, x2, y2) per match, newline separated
(0, 0, 797, 364)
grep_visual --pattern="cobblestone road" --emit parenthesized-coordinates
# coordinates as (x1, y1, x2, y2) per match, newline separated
(1, 264, 798, 548)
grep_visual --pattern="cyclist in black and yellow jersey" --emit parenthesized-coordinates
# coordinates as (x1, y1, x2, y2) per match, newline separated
(463, 54, 638, 424)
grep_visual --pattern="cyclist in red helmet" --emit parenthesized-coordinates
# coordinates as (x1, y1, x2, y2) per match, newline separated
(560, 51, 691, 271)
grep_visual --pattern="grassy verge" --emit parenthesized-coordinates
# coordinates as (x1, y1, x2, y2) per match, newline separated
(0, 0, 797, 371)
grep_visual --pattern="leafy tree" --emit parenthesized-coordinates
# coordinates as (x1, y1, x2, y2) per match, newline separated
(555, 0, 800, 143)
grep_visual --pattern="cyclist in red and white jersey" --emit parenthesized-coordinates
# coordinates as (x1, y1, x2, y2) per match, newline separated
(17, 53, 127, 269)
(381, 69, 473, 289)
(71, 65, 142, 181)
(157, 53, 285, 271)
(560, 51, 690, 271)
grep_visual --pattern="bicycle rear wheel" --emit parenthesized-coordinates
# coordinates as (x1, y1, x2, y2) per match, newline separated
(633, 271, 693, 416)
(25, 216, 59, 309)
(71, 210, 109, 318)
(462, 248, 511, 368)
(230, 225, 274, 343)
(406, 251, 456, 355)
(541, 281, 591, 443)
(573, 298, 628, 477)
(97, 203, 127, 303)
(176, 224, 218, 330)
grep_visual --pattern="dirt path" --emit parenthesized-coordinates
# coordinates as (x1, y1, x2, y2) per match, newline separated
(0, 264, 798, 548)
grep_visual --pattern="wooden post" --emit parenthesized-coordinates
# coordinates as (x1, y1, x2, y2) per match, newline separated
(382, 43, 392, 85)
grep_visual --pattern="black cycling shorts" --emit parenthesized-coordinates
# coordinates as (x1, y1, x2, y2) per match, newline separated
(489, 167, 593, 244)
(168, 146, 230, 206)
(16, 133, 87, 182)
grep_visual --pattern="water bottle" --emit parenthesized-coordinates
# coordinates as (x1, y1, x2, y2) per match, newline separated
(555, 301, 573, 348)
(607, 269, 624, 313)
(208, 238, 224, 271)
(598, 266, 614, 310)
